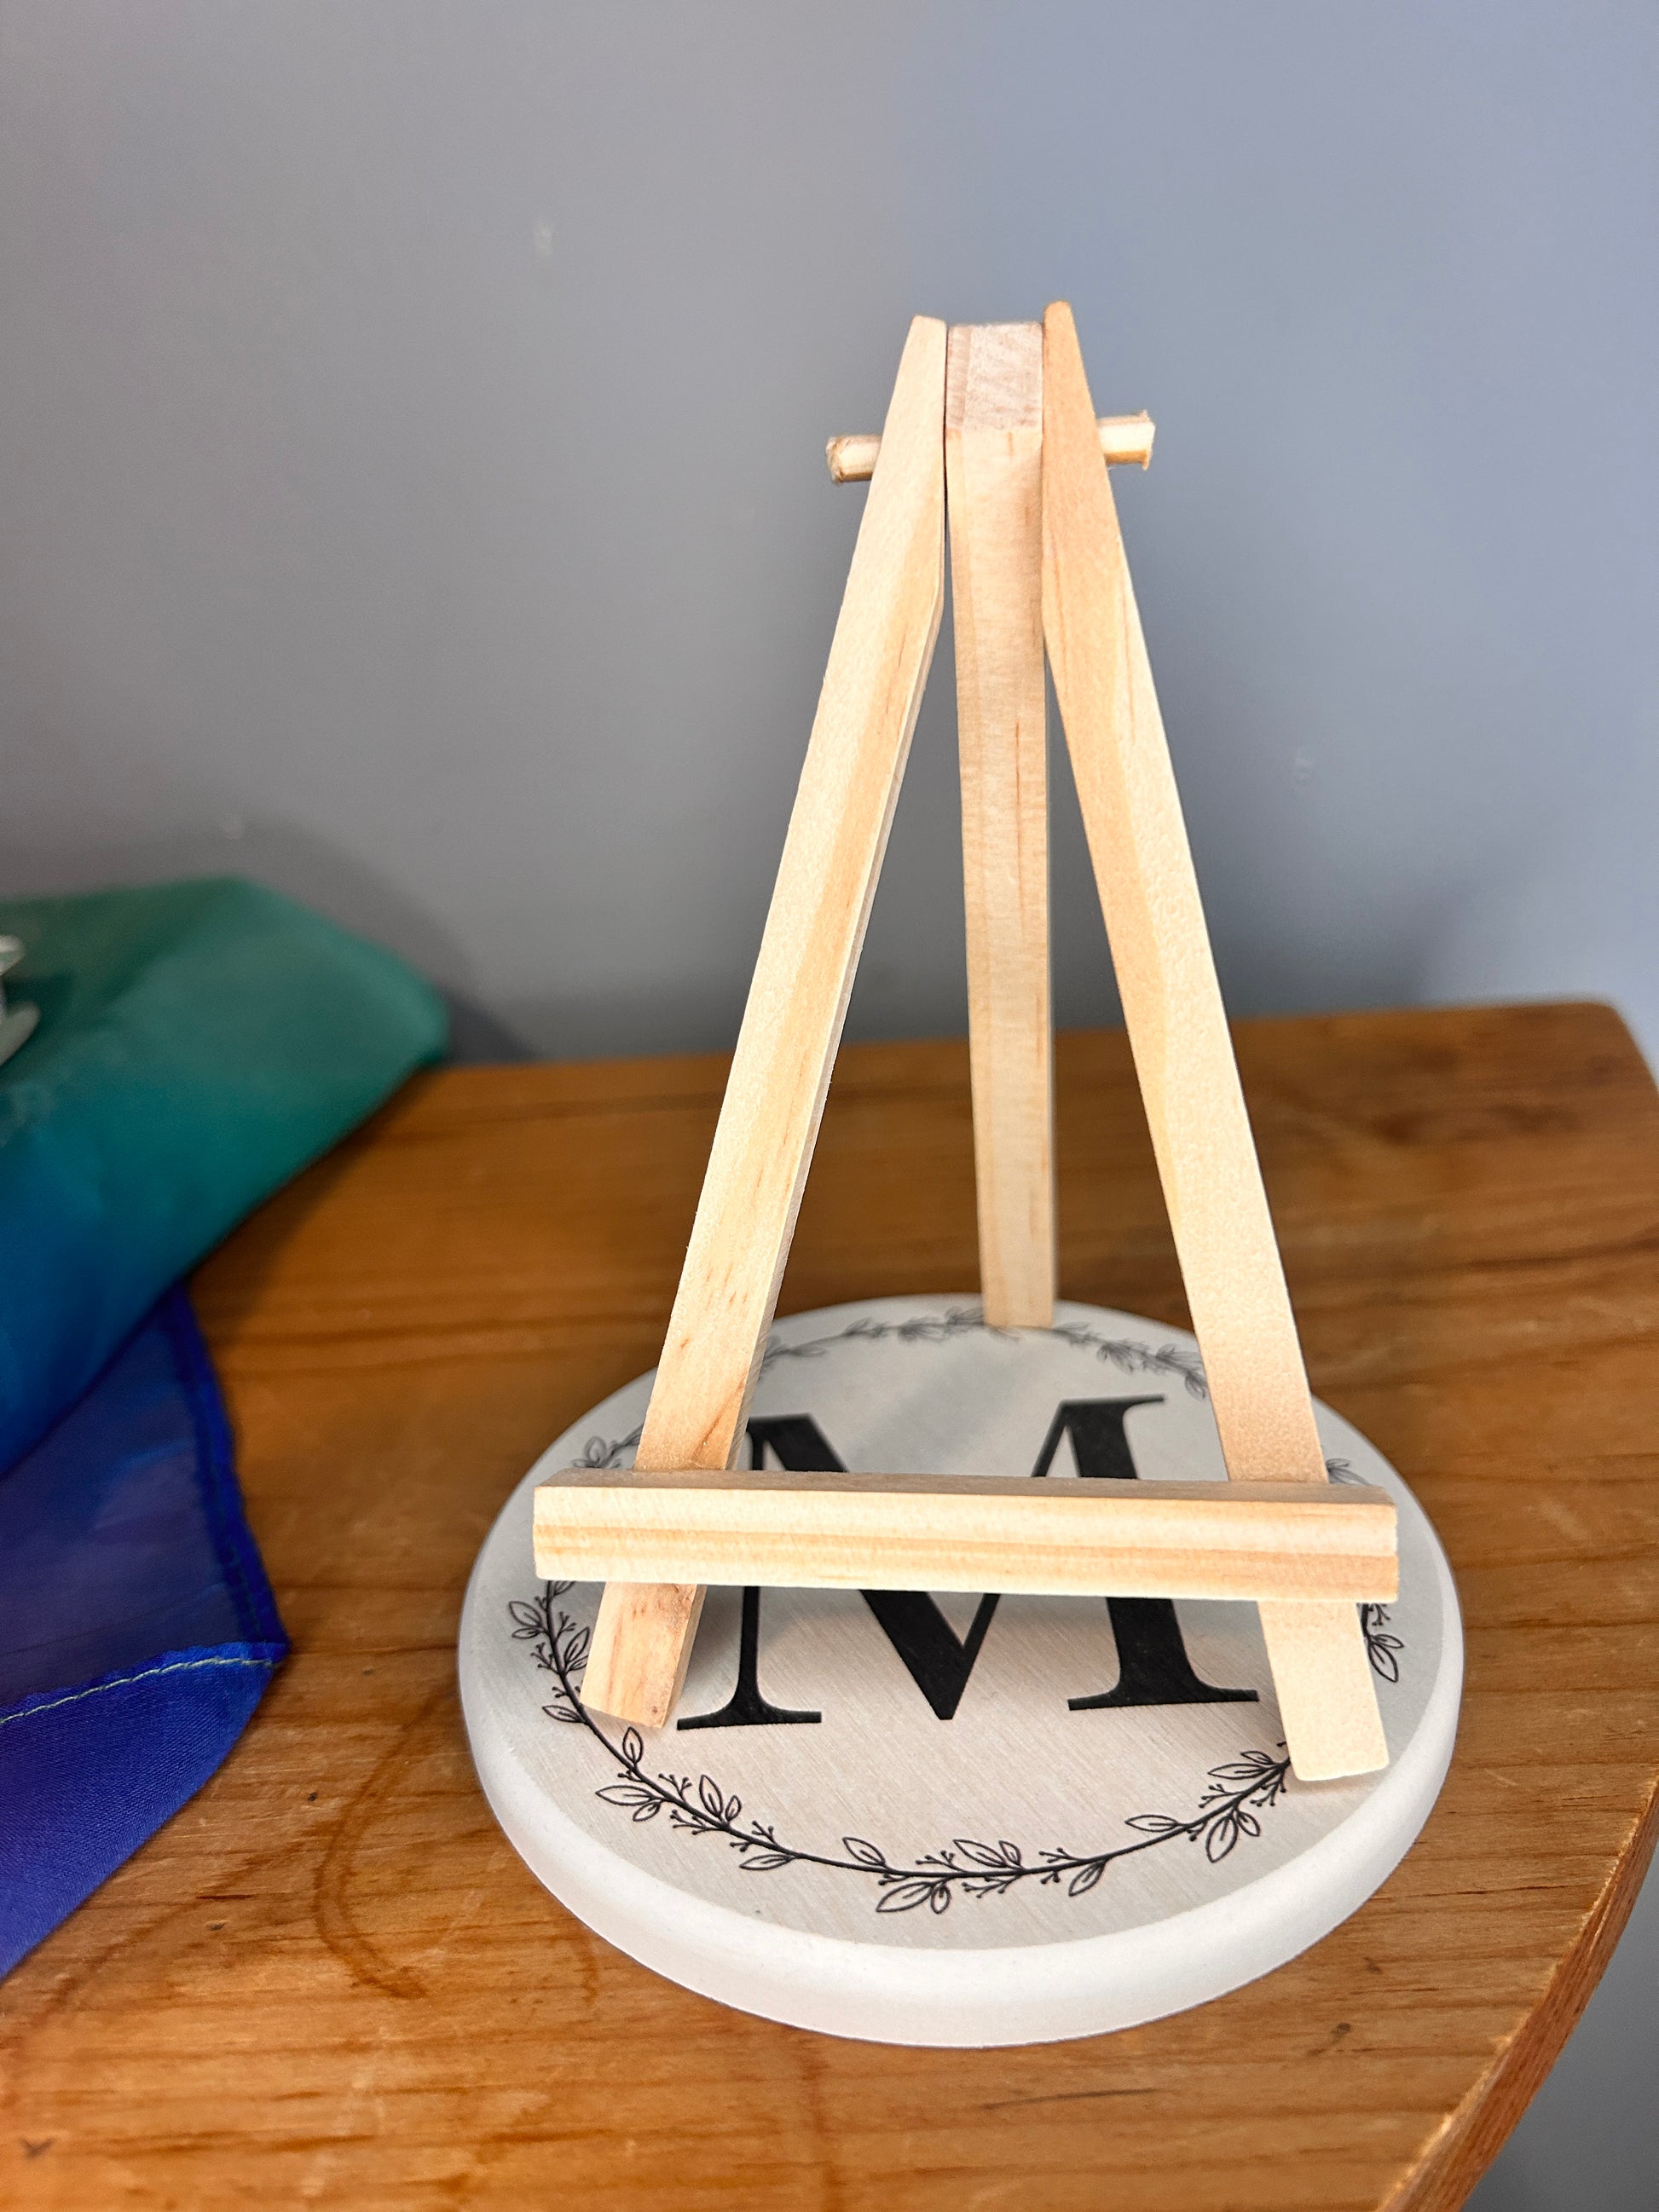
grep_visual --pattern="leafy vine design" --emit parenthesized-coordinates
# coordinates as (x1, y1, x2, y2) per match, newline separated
(760, 1305, 1210, 1398)
(1359, 1603, 1402, 1684)
(1325, 1459, 1406, 1683)
(564, 1307, 1208, 1472)
(569, 1424, 642, 1472)
(512, 1582, 1294, 1915)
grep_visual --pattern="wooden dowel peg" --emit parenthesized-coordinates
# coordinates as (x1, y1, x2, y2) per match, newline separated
(535, 1469, 1399, 1603)
(830, 411, 1155, 485)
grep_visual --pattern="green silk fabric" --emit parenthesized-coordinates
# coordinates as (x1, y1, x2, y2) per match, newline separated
(0, 878, 446, 1469)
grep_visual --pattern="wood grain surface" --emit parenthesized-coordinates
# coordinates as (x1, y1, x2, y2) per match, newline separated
(945, 318, 1055, 1331)
(4, 1002, 1658, 2211)
(531, 1467, 1398, 1601)
(582, 313, 946, 1727)
(1042, 301, 1383, 1779)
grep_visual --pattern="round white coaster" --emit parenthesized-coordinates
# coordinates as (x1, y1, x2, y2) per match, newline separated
(460, 1298, 1461, 2047)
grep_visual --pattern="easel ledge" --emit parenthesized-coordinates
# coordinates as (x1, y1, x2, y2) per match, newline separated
(535, 1468, 1398, 1604)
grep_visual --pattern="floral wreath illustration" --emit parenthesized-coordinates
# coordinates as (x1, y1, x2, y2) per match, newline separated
(512, 1307, 1405, 1915)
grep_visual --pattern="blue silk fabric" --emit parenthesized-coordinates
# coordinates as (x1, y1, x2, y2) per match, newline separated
(0, 1291, 286, 1975)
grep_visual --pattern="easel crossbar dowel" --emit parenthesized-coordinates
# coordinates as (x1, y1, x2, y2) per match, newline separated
(829, 410, 1154, 483)
(569, 304, 1390, 1782)
(535, 1471, 1398, 1602)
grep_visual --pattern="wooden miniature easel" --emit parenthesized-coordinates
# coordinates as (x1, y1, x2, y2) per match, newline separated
(537, 306, 1391, 1782)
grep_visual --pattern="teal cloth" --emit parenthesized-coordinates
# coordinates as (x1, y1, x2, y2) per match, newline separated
(0, 878, 446, 1470)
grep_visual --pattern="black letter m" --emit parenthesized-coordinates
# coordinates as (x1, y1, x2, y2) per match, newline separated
(1032, 1399, 1256, 1712)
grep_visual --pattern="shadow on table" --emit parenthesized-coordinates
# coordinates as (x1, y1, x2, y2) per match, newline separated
(1465, 1827, 1659, 2208)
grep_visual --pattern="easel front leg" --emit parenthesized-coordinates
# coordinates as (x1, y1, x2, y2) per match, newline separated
(946, 322, 1055, 1329)
(1040, 301, 1385, 1782)
(581, 315, 948, 1727)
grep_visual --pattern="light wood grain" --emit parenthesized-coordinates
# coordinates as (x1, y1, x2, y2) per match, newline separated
(945, 321, 1055, 1328)
(3, 1004, 1656, 2209)
(582, 315, 948, 1728)
(1040, 302, 1384, 1782)
(533, 1468, 1397, 1600)
(830, 409, 1155, 483)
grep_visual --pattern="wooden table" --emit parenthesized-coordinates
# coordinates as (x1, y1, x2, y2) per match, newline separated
(6, 1002, 1658, 2210)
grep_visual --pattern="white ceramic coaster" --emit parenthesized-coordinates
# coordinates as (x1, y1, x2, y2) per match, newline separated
(460, 1298, 1461, 2047)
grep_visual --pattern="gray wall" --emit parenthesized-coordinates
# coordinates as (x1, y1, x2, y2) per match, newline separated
(2, 4, 1654, 2201)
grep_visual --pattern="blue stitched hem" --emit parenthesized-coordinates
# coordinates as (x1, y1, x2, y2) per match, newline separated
(161, 1287, 290, 1655)
(0, 1638, 288, 1732)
